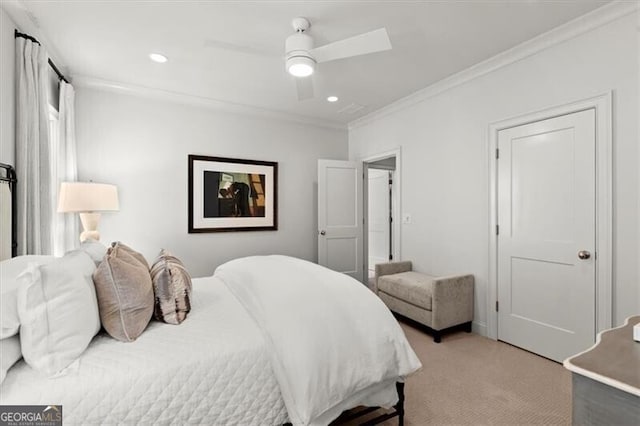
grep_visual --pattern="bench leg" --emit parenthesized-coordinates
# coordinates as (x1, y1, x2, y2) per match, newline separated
(433, 330, 441, 343)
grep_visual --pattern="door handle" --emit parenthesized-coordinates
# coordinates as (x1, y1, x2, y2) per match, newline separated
(578, 250, 591, 260)
(319, 230, 326, 236)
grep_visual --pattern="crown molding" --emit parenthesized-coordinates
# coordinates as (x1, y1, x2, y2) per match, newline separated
(349, 1, 638, 131)
(72, 75, 347, 132)
(1, 0, 69, 73)
(3, 1, 345, 131)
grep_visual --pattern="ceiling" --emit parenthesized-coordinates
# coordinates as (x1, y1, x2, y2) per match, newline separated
(9, 0, 611, 125)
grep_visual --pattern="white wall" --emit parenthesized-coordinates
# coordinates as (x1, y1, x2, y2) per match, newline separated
(76, 88, 347, 277)
(350, 12, 639, 330)
(0, 8, 16, 166)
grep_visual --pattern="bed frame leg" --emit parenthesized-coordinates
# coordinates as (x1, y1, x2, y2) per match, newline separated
(395, 382, 405, 426)
(305, 382, 407, 426)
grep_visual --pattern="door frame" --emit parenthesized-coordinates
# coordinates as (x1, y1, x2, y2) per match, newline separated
(487, 93, 612, 341)
(362, 148, 402, 279)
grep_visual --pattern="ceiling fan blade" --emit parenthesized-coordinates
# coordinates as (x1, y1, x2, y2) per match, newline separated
(310, 28, 391, 64)
(295, 77, 315, 101)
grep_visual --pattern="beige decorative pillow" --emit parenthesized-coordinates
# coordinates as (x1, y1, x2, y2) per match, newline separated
(115, 241, 150, 269)
(92, 242, 153, 342)
(150, 249, 192, 325)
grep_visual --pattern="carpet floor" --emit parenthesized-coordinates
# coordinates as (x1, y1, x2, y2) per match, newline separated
(345, 320, 572, 425)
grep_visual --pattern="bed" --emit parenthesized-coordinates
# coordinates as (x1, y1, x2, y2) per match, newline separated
(0, 166, 421, 425)
(1, 256, 420, 425)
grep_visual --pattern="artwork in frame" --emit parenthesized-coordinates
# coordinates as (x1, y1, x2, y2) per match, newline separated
(188, 155, 278, 232)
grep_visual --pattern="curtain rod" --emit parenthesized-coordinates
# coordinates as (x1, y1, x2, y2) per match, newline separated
(14, 29, 70, 84)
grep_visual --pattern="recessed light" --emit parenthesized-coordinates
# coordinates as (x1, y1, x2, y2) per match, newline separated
(327, 96, 339, 102)
(149, 53, 168, 63)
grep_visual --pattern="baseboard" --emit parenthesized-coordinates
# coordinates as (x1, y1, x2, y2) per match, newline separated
(472, 321, 488, 337)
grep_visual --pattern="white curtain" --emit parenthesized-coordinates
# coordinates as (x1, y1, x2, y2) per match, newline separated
(15, 37, 52, 255)
(52, 82, 79, 256)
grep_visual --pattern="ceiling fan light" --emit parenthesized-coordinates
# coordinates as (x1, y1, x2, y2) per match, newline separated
(289, 63, 313, 77)
(287, 56, 315, 77)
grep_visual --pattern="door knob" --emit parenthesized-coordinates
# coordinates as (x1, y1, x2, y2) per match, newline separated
(578, 250, 591, 260)
(319, 230, 326, 236)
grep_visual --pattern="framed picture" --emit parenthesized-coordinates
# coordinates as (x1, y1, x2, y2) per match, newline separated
(188, 155, 278, 233)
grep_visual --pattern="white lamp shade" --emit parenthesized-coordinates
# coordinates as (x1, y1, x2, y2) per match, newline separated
(58, 182, 119, 213)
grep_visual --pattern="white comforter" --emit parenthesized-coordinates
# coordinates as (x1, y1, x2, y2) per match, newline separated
(216, 255, 422, 426)
(1, 277, 289, 425)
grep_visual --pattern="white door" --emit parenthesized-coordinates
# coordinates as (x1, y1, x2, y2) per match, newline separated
(318, 159, 363, 282)
(497, 109, 596, 362)
(368, 169, 390, 273)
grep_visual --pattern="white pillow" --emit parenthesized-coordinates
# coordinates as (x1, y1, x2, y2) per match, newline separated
(0, 335, 22, 383)
(78, 239, 107, 265)
(17, 250, 101, 376)
(0, 255, 55, 339)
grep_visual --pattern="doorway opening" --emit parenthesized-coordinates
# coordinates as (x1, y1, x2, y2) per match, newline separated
(364, 150, 401, 289)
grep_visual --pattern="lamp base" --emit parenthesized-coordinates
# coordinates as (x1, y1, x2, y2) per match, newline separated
(79, 212, 101, 242)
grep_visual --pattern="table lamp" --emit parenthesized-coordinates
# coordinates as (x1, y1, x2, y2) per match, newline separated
(57, 182, 119, 242)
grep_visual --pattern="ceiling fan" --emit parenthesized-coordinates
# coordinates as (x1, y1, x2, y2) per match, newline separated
(284, 17, 392, 101)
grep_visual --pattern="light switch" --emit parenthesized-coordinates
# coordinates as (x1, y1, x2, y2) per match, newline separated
(402, 214, 411, 224)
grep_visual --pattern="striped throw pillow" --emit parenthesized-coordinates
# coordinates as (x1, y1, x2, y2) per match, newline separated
(150, 249, 192, 325)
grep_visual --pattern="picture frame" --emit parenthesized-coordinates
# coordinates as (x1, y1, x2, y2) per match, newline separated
(188, 155, 278, 233)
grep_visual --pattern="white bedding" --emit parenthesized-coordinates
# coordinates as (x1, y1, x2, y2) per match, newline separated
(217, 256, 422, 426)
(0, 277, 289, 425)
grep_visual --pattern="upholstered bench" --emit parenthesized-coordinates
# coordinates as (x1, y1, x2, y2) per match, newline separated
(375, 261, 474, 343)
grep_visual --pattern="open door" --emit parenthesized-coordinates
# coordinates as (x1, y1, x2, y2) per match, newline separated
(318, 159, 364, 282)
(368, 169, 391, 274)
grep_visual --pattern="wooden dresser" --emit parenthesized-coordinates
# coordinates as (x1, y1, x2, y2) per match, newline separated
(563, 315, 640, 426)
